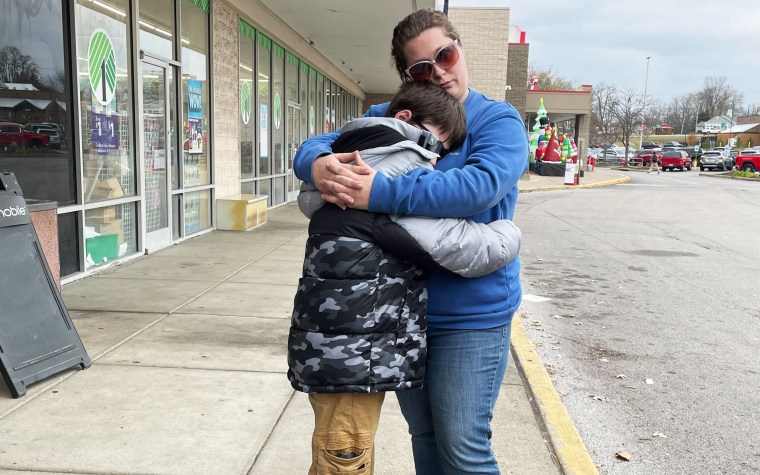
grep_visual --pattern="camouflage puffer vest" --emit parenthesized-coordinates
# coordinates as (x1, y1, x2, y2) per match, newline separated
(287, 232, 428, 393)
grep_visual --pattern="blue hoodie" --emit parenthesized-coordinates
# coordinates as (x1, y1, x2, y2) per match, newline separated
(294, 88, 529, 329)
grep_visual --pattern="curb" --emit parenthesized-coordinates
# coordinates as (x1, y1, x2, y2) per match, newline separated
(520, 176, 630, 193)
(511, 317, 599, 475)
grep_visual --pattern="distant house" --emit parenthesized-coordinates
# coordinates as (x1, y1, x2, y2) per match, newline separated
(701, 115, 735, 134)
(696, 121, 706, 133)
(654, 123, 673, 135)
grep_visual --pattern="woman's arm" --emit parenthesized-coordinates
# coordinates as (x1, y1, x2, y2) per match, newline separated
(371, 105, 528, 218)
(293, 104, 389, 203)
(321, 102, 529, 218)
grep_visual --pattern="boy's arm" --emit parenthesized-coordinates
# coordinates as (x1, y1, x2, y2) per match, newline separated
(390, 216, 521, 278)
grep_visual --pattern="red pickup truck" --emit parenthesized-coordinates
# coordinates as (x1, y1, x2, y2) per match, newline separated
(0, 122, 50, 150)
(736, 151, 760, 172)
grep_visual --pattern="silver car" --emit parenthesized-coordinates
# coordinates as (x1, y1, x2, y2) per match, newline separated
(699, 151, 732, 171)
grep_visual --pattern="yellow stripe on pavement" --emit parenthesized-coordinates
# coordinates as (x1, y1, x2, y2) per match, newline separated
(511, 316, 599, 475)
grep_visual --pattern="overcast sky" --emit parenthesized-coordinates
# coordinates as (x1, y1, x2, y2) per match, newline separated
(445, 0, 760, 111)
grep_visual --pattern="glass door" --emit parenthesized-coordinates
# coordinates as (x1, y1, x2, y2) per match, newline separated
(140, 59, 175, 252)
(287, 104, 301, 201)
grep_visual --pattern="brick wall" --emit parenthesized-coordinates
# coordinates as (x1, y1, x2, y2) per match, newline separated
(364, 93, 395, 110)
(448, 8, 509, 101)
(212, 2, 241, 199)
(505, 43, 528, 119)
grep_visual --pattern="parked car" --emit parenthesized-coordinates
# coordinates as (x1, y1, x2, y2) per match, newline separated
(640, 141, 661, 150)
(630, 150, 661, 167)
(736, 150, 760, 172)
(662, 141, 683, 147)
(699, 150, 732, 171)
(683, 146, 702, 161)
(660, 150, 692, 171)
(599, 148, 625, 164)
(36, 127, 61, 149)
(0, 122, 50, 150)
(739, 148, 759, 156)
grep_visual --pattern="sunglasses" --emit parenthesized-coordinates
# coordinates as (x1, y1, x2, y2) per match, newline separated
(404, 39, 460, 82)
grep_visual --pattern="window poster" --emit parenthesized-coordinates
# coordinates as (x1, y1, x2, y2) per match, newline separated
(260, 103, 268, 158)
(187, 79, 202, 154)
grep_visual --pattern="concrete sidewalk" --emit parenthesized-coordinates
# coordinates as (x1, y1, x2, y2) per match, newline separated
(0, 168, 626, 474)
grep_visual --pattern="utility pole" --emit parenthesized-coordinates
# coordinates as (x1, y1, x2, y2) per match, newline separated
(637, 56, 651, 148)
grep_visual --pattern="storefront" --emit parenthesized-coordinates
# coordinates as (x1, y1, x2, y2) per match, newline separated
(0, 0, 361, 281)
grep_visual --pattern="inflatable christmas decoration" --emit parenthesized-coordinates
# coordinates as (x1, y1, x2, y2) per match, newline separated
(543, 132, 561, 162)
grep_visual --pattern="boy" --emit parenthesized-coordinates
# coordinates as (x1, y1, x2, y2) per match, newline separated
(288, 82, 522, 474)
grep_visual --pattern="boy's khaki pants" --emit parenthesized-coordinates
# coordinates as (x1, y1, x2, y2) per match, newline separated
(308, 392, 386, 475)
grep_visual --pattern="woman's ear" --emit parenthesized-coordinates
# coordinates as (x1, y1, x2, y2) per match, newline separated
(394, 109, 413, 122)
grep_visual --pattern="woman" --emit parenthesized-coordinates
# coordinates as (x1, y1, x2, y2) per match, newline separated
(293, 9, 528, 474)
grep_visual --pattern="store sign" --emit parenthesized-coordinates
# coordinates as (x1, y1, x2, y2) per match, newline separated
(240, 81, 251, 125)
(88, 29, 117, 106)
(260, 103, 268, 157)
(273, 92, 281, 130)
(91, 110, 120, 155)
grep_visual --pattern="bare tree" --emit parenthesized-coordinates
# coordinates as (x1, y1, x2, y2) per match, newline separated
(590, 83, 620, 148)
(664, 93, 699, 135)
(648, 99, 667, 130)
(609, 87, 648, 158)
(528, 64, 575, 90)
(743, 104, 760, 116)
(698, 77, 743, 118)
(0, 46, 40, 84)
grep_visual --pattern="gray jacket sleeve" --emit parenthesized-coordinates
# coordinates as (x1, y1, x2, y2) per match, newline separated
(392, 216, 522, 278)
(297, 182, 327, 218)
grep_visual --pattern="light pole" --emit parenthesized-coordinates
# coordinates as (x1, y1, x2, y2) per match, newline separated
(638, 56, 651, 148)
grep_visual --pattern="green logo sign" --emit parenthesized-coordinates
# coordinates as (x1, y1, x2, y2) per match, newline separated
(88, 29, 117, 106)
(240, 81, 251, 125)
(309, 105, 315, 135)
(273, 93, 282, 130)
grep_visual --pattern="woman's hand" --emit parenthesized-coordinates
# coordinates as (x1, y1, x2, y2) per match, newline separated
(313, 152, 375, 209)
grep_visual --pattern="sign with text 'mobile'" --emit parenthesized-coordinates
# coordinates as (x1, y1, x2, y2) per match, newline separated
(0, 171, 91, 398)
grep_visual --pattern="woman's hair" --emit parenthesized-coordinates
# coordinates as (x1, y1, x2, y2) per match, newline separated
(391, 9, 461, 82)
(386, 82, 466, 151)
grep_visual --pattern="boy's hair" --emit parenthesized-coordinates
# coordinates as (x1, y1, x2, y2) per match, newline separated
(391, 9, 460, 82)
(385, 82, 466, 151)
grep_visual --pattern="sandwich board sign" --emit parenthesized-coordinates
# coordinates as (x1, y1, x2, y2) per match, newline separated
(0, 171, 91, 398)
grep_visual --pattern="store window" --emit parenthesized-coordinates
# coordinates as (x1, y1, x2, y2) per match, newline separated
(84, 202, 137, 269)
(239, 20, 255, 179)
(75, 0, 138, 270)
(286, 53, 298, 105)
(308, 68, 316, 138)
(316, 73, 325, 134)
(183, 189, 210, 235)
(328, 80, 336, 132)
(180, 0, 210, 237)
(139, 0, 175, 60)
(272, 44, 285, 205)
(299, 62, 308, 144)
(272, 44, 284, 176)
(257, 32, 271, 177)
(180, 0, 209, 188)
(0, 1, 75, 206)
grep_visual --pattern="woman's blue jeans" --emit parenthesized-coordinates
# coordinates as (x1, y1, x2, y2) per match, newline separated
(395, 321, 512, 474)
